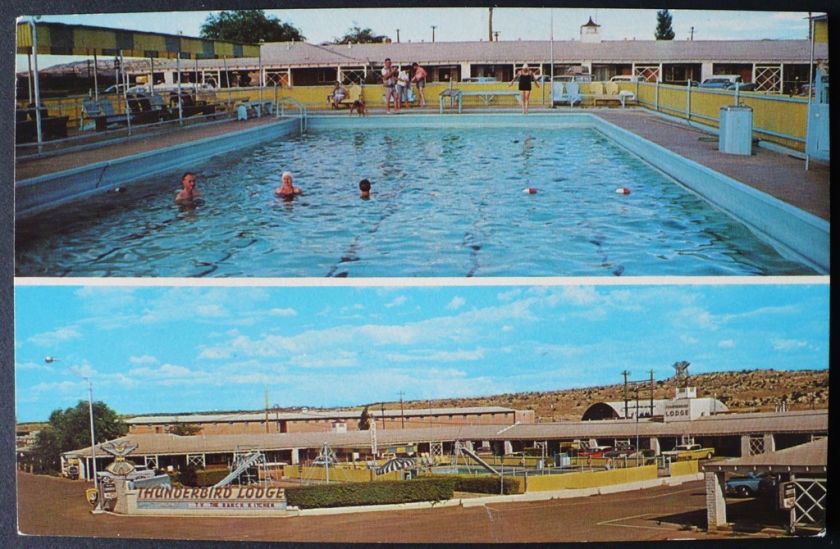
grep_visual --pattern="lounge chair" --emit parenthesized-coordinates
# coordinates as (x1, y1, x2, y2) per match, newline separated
(591, 81, 625, 107)
(565, 81, 582, 107)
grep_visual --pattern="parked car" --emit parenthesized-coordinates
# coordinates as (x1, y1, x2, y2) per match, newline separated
(699, 75, 755, 91)
(661, 443, 715, 461)
(725, 472, 777, 497)
(610, 75, 641, 83)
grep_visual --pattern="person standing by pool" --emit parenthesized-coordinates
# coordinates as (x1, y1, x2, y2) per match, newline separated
(275, 171, 302, 198)
(509, 63, 539, 114)
(175, 172, 201, 205)
(396, 65, 411, 109)
(411, 62, 428, 107)
(381, 58, 398, 113)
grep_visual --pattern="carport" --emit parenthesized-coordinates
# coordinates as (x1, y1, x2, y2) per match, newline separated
(702, 437, 827, 533)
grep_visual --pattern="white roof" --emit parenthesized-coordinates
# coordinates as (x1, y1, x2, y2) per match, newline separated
(131, 39, 827, 71)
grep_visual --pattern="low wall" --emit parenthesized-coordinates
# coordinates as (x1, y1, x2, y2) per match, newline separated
(283, 465, 402, 483)
(669, 459, 700, 477)
(15, 117, 301, 220)
(526, 465, 658, 492)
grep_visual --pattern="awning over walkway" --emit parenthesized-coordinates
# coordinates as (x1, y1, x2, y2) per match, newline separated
(703, 437, 827, 474)
(16, 21, 260, 59)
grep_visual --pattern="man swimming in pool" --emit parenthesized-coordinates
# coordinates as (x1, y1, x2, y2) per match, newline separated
(175, 172, 201, 205)
(359, 178, 371, 199)
(275, 171, 302, 197)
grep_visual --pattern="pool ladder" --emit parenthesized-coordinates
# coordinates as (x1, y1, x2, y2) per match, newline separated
(275, 97, 308, 134)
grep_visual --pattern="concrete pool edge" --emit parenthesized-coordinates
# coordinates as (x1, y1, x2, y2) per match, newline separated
(15, 117, 302, 221)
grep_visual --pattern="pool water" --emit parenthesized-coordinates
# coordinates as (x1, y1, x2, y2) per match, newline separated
(15, 126, 813, 277)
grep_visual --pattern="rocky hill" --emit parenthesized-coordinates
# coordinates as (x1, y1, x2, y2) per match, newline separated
(402, 369, 829, 421)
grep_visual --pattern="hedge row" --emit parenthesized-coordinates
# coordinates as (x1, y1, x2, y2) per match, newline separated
(448, 475, 524, 495)
(286, 478, 455, 509)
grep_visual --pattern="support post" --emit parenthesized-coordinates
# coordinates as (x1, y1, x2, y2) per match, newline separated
(29, 19, 43, 152)
(705, 472, 727, 530)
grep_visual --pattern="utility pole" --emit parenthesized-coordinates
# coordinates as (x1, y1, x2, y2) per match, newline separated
(396, 29, 400, 43)
(431, 25, 437, 43)
(622, 370, 630, 418)
(399, 391, 405, 429)
(488, 7, 494, 41)
(264, 385, 269, 433)
(649, 369, 655, 417)
(380, 402, 385, 429)
(689, 26, 695, 41)
(493, 31, 501, 42)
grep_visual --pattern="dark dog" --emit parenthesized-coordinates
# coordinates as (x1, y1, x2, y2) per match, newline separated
(349, 99, 367, 116)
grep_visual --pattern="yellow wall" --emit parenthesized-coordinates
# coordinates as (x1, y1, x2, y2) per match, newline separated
(634, 82, 809, 151)
(669, 459, 699, 477)
(282, 464, 402, 483)
(21, 81, 809, 152)
(527, 465, 657, 492)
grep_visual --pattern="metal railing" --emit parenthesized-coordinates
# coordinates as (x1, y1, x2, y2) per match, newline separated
(275, 96, 307, 133)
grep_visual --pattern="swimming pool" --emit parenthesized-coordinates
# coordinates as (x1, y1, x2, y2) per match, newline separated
(15, 119, 815, 277)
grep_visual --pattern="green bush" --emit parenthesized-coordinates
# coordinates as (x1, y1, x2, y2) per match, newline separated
(449, 475, 523, 495)
(286, 477, 456, 509)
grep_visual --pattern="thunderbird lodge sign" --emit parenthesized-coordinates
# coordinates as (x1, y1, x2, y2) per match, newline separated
(136, 485, 287, 511)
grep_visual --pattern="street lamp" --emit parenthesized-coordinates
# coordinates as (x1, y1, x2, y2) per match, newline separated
(50, 357, 99, 510)
(431, 26, 437, 43)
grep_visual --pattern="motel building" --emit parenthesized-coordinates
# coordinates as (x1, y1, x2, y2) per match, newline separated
(125, 18, 826, 95)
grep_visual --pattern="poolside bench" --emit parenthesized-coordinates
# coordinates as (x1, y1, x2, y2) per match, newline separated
(459, 90, 521, 108)
(589, 82, 628, 108)
(438, 89, 463, 113)
(15, 107, 69, 144)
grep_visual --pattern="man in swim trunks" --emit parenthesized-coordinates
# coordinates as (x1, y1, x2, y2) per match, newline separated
(275, 171, 302, 198)
(411, 62, 427, 107)
(359, 178, 371, 199)
(175, 172, 201, 205)
(381, 58, 398, 113)
(509, 63, 540, 114)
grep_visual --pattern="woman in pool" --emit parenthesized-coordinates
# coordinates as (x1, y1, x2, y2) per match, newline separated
(275, 171, 302, 198)
(509, 63, 540, 115)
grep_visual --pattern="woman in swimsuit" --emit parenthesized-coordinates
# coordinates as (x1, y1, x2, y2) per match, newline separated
(509, 63, 540, 114)
(275, 171, 302, 199)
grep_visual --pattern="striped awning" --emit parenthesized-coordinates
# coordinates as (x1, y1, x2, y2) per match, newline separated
(375, 457, 416, 475)
(16, 21, 260, 59)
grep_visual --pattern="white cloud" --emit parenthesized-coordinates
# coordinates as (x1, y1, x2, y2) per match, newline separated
(16, 360, 53, 372)
(129, 355, 158, 365)
(772, 338, 808, 351)
(386, 296, 408, 308)
(446, 296, 465, 310)
(385, 348, 485, 363)
(497, 289, 521, 302)
(680, 335, 698, 344)
(196, 304, 226, 317)
(270, 307, 298, 317)
(501, 325, 513, 332)
(558, 286, 600, 306)
(28, 326, 81, 346)
(718, 339, 736, 349)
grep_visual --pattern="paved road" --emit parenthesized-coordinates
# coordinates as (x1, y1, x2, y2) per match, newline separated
(16, 472, 780, 543)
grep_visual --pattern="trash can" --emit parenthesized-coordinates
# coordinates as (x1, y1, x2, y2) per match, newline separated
(719, 105, 753, 155)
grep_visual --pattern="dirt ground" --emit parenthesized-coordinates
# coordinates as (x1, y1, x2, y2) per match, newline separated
(15, 472, 788, 543)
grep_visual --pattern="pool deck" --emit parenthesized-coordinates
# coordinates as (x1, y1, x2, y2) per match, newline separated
(15, 108, 829, 221)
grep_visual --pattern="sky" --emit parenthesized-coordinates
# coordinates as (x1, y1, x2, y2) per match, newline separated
(14, 283, 829, 422)
(15, 8, 815, 70)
